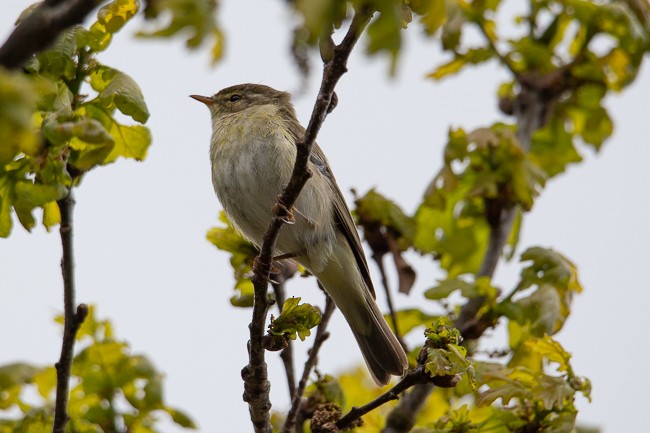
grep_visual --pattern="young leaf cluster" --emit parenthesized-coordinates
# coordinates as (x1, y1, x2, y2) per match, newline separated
(269, 297, 322, 342)
(0, 307, 194, 433)
(206, 211, 259, 307)
(422, 317, 476, 388)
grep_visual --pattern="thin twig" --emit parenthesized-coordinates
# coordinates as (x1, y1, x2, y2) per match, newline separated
(0, 0, 100, 70)
(52, 191, 88, 433)
(474, 18, 519, 78)
(371, 251, 406, 351)
(242, 9, 373, 433)
(281, 295, 336, 433)
(372, 252, 400, 336)
(336, 367, 431, 431)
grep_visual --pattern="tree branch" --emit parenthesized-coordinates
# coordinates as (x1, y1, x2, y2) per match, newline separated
(382, 52, 552, 433)
(455, 82, 545, 339)
(242, 9, 373, 433)
(52, 191, 88, 433)
(336, 366, 432, 431)
(0, 0, 101, 70)
(281, 294, 336, 433)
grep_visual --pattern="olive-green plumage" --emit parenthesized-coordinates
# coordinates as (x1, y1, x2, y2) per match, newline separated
(192, 84, 408, 385)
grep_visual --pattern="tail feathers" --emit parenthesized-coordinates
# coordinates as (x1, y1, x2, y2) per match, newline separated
(349, 297, 408, 386)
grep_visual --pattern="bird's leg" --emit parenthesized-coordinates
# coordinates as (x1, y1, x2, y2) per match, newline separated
(293, 207, 317, 228)
(252, 256, 280, 285)
(273, 252, 299, 262)
(273, 202, 316, 228)
(251, 252, 303, 284)
(273, 202, 295, 225)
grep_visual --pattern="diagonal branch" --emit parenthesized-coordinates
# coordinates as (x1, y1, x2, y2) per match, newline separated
(0, 0, 101, 70)
(242, 9, 373, 433)
(336, 366, 433, 431)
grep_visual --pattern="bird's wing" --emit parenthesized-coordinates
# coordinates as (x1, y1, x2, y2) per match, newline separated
(309, 144, 376, 298)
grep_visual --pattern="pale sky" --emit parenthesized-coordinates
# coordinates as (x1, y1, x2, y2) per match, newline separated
(1, 1, 649, 432)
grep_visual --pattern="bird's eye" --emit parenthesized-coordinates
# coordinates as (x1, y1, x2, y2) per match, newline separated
(229, 94, 242, 102)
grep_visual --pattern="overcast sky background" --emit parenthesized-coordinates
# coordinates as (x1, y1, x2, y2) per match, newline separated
(1, 1, 649, 432)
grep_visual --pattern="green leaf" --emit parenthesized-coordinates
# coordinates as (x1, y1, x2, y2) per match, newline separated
(104, 123, 151, 163)
(580, 107, 613, 149)
(230, 279, 254, 308)
(530, 117, 582, 177)
(525, 336, 572, 374)
(166, 407, 197, 429)
(207, 212, 259, 306)
(425, 276, 498, 301)
(42, 201, 61, 230)
(90, 66, 149, 123)
(366, 1, 408, 75)
(409, 0, 447, 35)
(424, 317, 462, 347)
(427, 47, 493, 80)
(509, 38, 554, 72)
(86, 0, 140, 52)
(12, 181, 67, 232)
(143, 375, 163, 407)
(269, 297, 322, 341)
(0, 68, 39, 166)
(98, 0, 139, 33)
(294, 0, 348, 44)
(391, 309, 438, 336)
(305, 374, 346, 408)
(354, 188, 415, 245)
(476, 377, 528, 407)
(138, 0, 223, 62)
(0, 363, 39, 389)
(32, 367, 57, 399)
(35, 28, 78, 79)
(414, 177, 490, 277)
(520, 247, 582, 294)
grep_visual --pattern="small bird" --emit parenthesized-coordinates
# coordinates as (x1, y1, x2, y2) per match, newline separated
(191, 84, 408, 385)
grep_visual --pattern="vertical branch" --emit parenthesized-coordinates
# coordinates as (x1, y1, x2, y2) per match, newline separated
(455, 82, 545, 338)
(242, 9, 373, 433)
(382, 60, 551, 433)
(281, 295, 336, 433)
(52, 191, 88, 433)
(371, 252, 401, 339)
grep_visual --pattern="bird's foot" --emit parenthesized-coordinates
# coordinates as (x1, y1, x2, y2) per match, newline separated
(273, 202, 295, 225)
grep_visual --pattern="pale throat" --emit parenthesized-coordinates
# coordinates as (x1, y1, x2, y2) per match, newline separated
(210, 103, 287, 145)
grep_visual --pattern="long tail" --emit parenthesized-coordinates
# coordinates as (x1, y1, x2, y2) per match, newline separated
(312, 245, 408, 386)
(347, 293, 408, 385)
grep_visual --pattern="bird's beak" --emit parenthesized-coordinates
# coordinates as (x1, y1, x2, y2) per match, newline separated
(190, 94, 214, 106)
